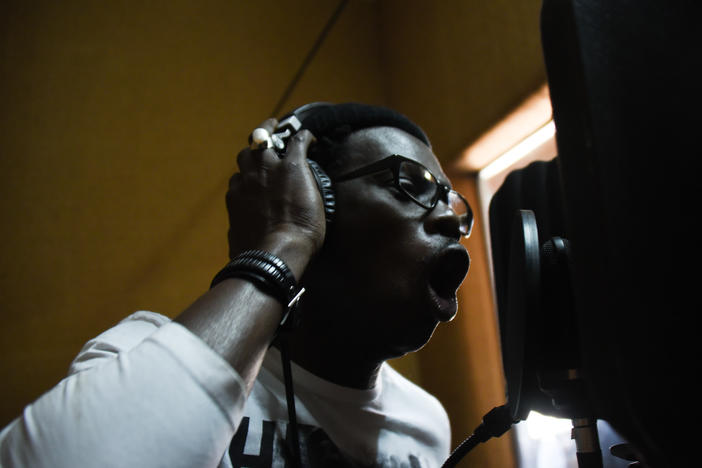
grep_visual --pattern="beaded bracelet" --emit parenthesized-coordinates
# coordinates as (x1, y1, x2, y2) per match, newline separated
(210, 249, 305, 331)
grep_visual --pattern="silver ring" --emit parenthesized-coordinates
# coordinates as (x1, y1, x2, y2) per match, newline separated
(270, 134, 286, 152)
(249, 127, 273, 150)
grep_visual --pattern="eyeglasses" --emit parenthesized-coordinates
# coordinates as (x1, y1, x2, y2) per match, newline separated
(333, 154, 474, 237)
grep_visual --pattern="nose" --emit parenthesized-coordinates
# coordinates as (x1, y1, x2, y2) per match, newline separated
(426, 199, 462, 240)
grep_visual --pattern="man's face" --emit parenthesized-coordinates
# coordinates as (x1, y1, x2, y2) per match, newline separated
(305, 126, 470, 359)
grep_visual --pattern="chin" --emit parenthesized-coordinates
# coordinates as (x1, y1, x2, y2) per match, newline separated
(385, 317, 439, 358)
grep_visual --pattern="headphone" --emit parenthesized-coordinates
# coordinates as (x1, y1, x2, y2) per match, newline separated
(272, 102, 337, 226)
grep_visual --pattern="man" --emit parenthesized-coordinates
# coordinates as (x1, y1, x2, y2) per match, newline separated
(0, 103, 472, 467)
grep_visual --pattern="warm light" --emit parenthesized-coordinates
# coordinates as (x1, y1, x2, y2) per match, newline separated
(454, 84, 553, 173)
(479, 121, 556, 181)
(475, 120, 557, 245)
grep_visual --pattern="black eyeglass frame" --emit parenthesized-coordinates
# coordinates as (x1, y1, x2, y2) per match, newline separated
(332, 154, 474, 237)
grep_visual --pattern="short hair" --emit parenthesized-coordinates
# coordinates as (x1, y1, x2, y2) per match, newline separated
(281, 102, 431, 173)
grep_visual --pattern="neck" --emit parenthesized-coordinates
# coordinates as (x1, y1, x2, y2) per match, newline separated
(275, 324, 385, 390)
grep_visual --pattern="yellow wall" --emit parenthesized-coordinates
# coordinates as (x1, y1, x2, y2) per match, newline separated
(0, 0, 386, 426)
(378, 0, 547, 160)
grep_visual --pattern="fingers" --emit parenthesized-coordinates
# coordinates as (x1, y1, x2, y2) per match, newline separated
(283, 129, 315, 164)
(238, 118, 281, 172)
(237, 147, 279, 173)
(228, 172, 241, 191)
(259, 118, 278, 140)
(238, 123, 315, 174)
(247, 118, 278, 144)
(226, 120, 326, 257)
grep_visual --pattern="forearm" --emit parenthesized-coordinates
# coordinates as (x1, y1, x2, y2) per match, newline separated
(179, 122, 322, 391)
(175, 231, 315, 394)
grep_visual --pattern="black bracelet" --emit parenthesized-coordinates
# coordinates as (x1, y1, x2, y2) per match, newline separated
(210, 249, 305, 331)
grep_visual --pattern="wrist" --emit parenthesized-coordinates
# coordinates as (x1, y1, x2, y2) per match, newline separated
(211, 249, 305, 336)
(256, 229, 319, 281)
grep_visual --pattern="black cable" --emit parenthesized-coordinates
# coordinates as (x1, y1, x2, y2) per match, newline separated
(441, 405, 515, 468)
(280, 337, 302, 468)
(271, 0, 349, 117)
(271, 5, 349, 462)
(442, 434, 482, 467)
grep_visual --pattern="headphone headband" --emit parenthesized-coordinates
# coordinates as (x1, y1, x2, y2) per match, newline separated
(279, 102, 431, 148)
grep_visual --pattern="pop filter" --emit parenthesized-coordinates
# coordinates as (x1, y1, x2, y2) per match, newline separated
(540, 0, 699, 466)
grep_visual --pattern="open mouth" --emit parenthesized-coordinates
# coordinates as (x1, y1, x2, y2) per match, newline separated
(428, 247, 471, 320)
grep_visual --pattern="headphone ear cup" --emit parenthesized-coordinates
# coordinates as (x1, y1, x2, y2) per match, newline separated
(306, 159, 335, 225)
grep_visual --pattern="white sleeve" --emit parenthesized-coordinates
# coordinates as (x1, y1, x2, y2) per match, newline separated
(0, 315, 247, 468)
